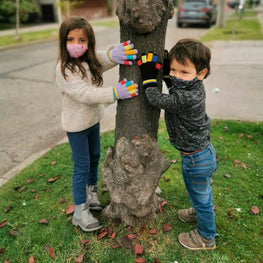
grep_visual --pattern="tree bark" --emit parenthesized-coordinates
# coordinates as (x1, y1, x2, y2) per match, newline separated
(102, 0, 174, 227)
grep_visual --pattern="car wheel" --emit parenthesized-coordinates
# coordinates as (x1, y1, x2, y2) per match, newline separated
(206, 20, 211, 28)
(177, 22, 183, 27)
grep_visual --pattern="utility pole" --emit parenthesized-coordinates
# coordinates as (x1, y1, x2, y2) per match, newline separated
(15, 0, 20, 41)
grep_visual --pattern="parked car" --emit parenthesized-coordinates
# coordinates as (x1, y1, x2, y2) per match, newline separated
(177, 0, 217, 28)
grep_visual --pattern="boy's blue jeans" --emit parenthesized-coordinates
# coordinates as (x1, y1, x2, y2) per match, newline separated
(67, 123, 100, 205)
(180, 143, 217, 240)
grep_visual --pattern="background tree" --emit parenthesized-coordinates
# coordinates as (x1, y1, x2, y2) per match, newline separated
(102, 0, 174, 226)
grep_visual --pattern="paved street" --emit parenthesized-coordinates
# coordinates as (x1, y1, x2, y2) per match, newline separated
(0, 15, 263, 186)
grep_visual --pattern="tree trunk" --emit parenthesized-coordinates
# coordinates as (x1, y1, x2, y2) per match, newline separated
(102, 0, 173, 227)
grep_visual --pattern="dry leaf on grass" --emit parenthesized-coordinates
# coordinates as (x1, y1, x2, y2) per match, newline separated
(28, 256, 35, 263)
(134, 242, 144, 255)
(250, 206, 260, 215)
(163, 223, 173, 232)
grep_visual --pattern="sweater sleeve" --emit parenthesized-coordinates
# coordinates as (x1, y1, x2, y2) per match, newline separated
(56, 63, 115, 106)
(145, 87, 182, 113)
(97, 47, 118, 73)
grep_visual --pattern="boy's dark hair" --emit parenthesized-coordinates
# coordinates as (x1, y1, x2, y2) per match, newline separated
(169, 38, 211, 78)
(58, 16, 103, 86)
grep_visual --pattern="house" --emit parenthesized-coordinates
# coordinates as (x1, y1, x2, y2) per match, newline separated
(38, 0, 109, 23)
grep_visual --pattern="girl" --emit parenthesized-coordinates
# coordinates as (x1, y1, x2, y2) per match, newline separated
(56, 16, 138, 232)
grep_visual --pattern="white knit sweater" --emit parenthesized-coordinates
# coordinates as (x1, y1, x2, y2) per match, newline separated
(56, 49, 117, 132)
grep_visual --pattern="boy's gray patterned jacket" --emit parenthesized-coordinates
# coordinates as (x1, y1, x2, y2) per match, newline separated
(145, 81, 210, 153)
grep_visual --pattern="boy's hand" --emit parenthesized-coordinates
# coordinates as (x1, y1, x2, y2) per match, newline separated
(163, 50, 172, 88)
(109, 41, 138, 65)
(137, 52, 162, 89)
(113, 79, 139, 100)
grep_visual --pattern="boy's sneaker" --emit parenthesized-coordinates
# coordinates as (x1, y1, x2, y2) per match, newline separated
(178, 229, 216, 250)
(177, 207, 196, 223)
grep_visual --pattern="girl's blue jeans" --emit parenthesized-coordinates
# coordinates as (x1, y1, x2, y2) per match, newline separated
(180, 143, 217, 240)
(67, 123, 100, 205)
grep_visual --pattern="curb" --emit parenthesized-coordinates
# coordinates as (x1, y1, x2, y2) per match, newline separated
(0, 125, 115, 188)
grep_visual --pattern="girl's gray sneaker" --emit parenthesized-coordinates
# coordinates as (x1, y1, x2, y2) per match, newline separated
(72, 203, 102, 232)
(86, 185, 103, 210)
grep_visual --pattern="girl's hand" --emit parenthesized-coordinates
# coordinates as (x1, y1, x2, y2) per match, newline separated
(113, 79, 139, 100)
(109, 41, 138, 65)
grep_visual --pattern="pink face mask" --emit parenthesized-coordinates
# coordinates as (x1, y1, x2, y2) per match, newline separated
(66, 44, 88, 58)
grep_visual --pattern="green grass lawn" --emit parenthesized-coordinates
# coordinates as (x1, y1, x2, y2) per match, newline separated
(0, 119, 262, 263)
(0, 19, 119, 48)
(200, 8, 263, 41)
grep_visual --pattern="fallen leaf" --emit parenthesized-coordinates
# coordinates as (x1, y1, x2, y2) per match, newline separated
(26, 179, 34, 184)
(80, 239, 90, 245)
(18, 186, 26, 193)
(153, 259, 161, 263)
(228, 209, 234, 218)
(149, 228, 157, 234)
(224, 174, 231, 178)
(4, 260, 10, 263)
(224, 126, 229, 132)
(127, 233, 136, 240)
(134, 243, 144, 255)
(75, 253, 85, 263)
(219, 136, 223, 140)
(97, 231, 108, 240)
(47, 175, 61, 183)
(170, 159, 178, 164)
(234, 160, 240, 168)
(135, 258, 146, 263)
(60, 198, 66, 203)
(161, 201, 167, 207)
(241, 162, 247, 170)
(250, 206, 260, 215)
(162, 176, 170, 182)
(4, 206, 13, 214)
(38, 218, 49, 224)
(0, 220, 7, 228)
(246, 135, 252, 139)
(0, 248, 5, 256)
(39, 174, 45, 177)
(31, 189, 36, 193)
(9, 230, 18, 237)
(111, 232, 116, 238)
(50, 161, 56, 165)
(163, 223, 173, 232)
(49, 246, 55, 259)
(66, 204, 75, 214)
(28, 256, 35, 263)
(133, 135, 140, 139)
(44, 245, 50, 252)
(238, 133, 244, 138)
(112, 243, 122, 249)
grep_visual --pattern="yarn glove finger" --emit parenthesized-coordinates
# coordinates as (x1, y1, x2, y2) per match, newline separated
(163, 49, 172, 88)
(109, 40, 138, 65)
(137, 52, 162, 89)
(113, 79, 139, 100)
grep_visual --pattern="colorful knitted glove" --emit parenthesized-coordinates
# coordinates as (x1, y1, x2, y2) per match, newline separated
(137, 52, 162, 89)
(163, 49, 172, 88)
(109, 40, 138, 65)
(113, 79, 139, 100)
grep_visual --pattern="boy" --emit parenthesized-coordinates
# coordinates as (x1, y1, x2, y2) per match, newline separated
(137, 38, 217, 250)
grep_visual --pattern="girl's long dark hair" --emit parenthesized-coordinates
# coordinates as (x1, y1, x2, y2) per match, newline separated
(58, 16, 103, 86)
